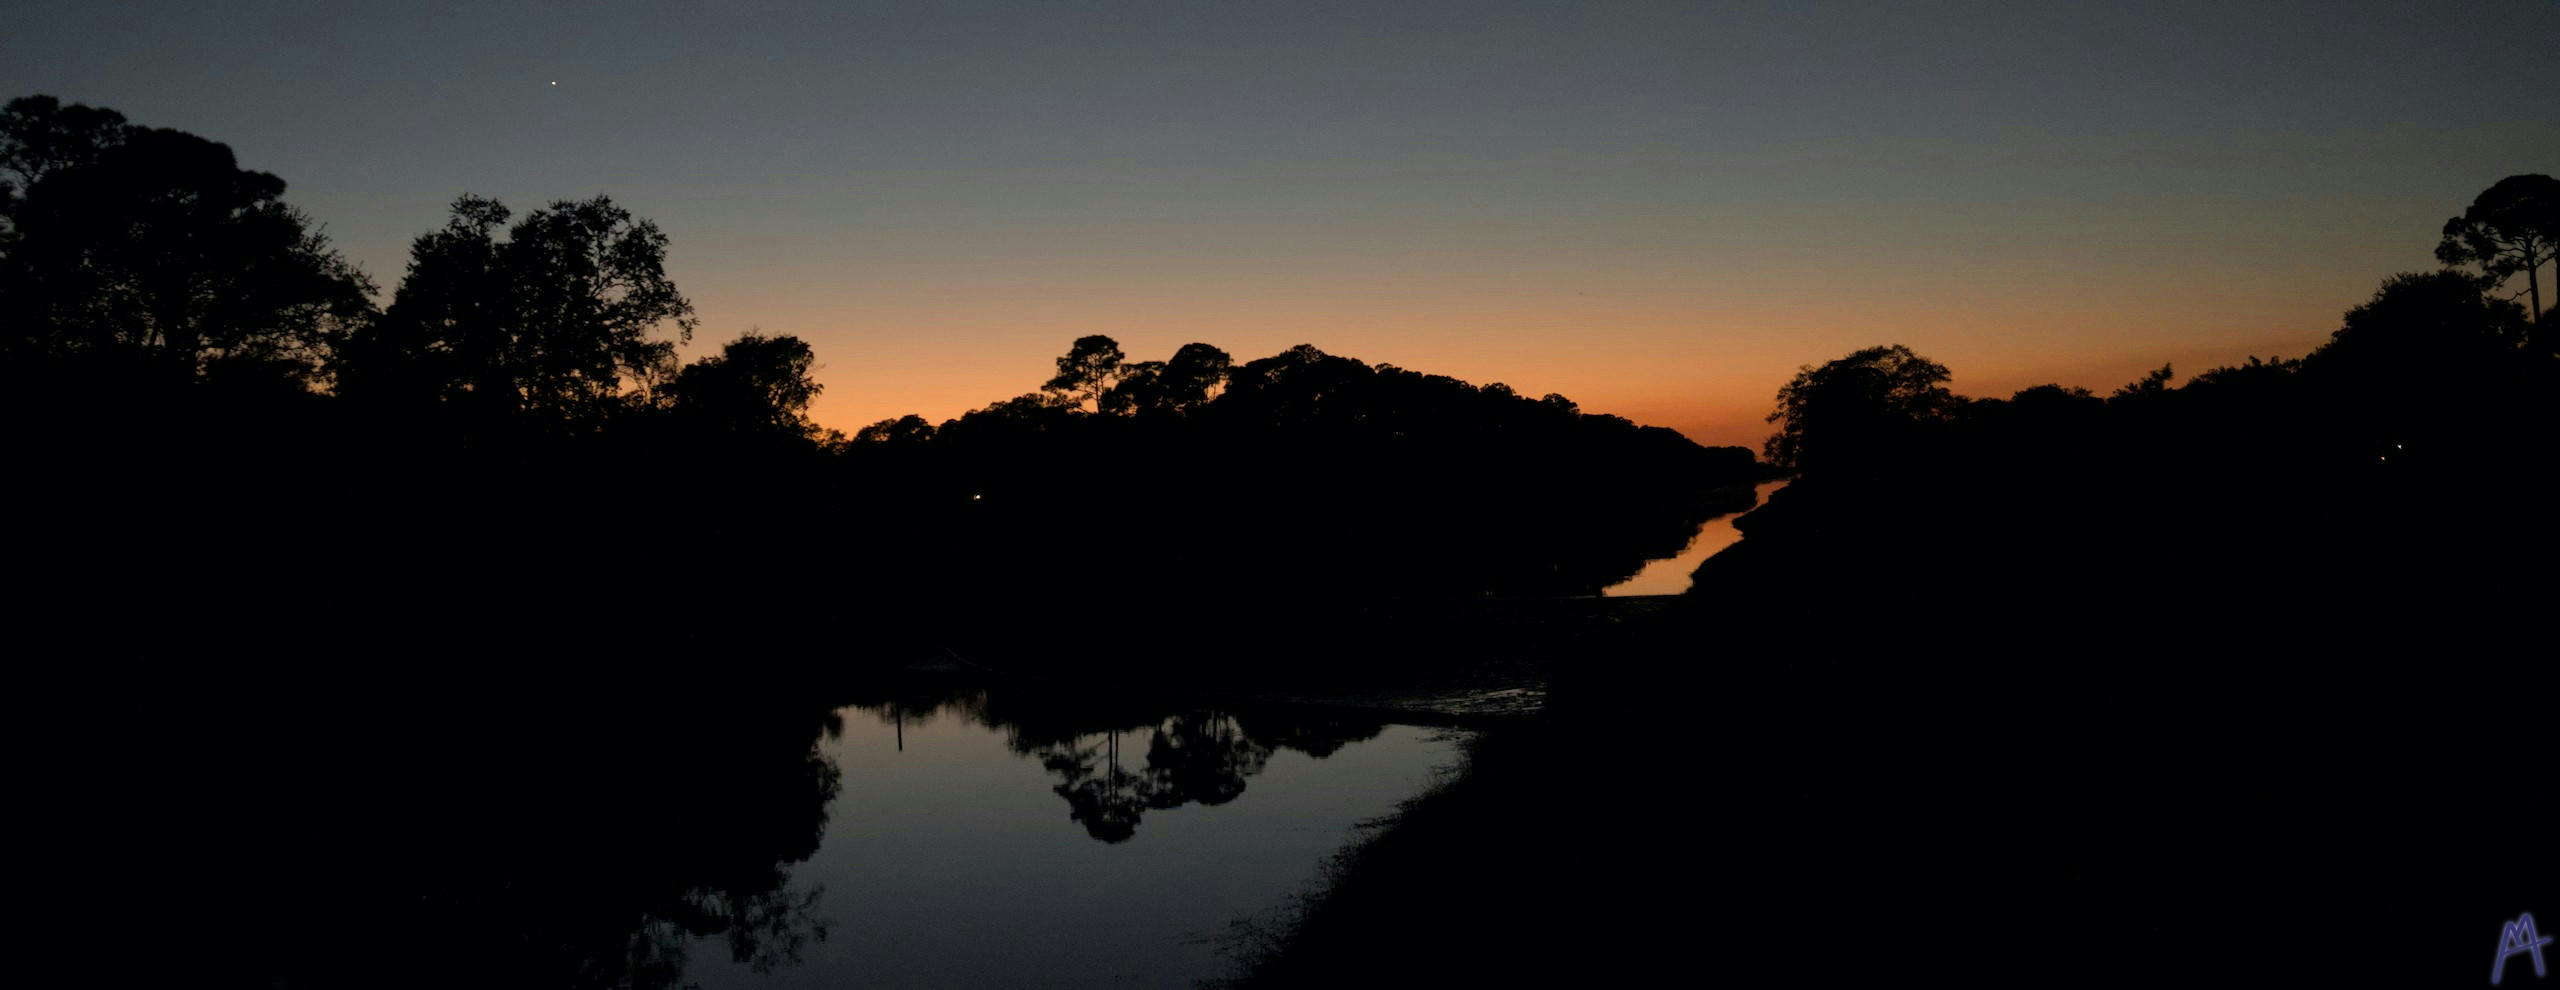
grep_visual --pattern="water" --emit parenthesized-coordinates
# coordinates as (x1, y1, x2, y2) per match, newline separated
(668, 689, 1459, 989)
(79, 680, 1458, 989)
(1601, 479, 1789, 596)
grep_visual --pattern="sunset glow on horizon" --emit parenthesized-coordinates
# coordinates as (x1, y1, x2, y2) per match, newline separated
(9, 1, 2552, 449)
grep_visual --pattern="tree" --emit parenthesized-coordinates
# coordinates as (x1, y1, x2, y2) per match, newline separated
(0, 95, 128, 191)
(0, 95, 375, 387)
(852, 414, 937, 445)
(340, 194, 695, 426)
(2437, 174, 2559, 324)
(2309, 270, 2531, 396)
(1041, 335, 1126, 412)
(1218, 343, 1373, 430)
(1763, 344, 1957, 473)
(2110, 364, 2174, 402)
(1099, 341, 1232, 416)
(664, 333, 823, 438)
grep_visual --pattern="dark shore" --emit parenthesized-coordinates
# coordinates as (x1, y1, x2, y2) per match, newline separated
(1209, 605, 2557, 988)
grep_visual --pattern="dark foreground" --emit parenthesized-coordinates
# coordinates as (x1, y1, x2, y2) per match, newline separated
(16, 598, 2551, 989)
(1226, 631, 2556, 989)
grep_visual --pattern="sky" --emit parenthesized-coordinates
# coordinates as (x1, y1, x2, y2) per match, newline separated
(6, 0, 2554, 447)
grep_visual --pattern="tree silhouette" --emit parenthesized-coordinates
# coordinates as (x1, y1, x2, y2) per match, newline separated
(0, 95, 375, 388)
(1101, 341, 1233, 416)
(0, 95, 129, 186)
(2437, 174, 2558, 324)
(2304, 268, 2536, 467)
(853, 413, 938, 445)
(161, 694, 853, 990)
(2319, 269, 2532, 364)
(665, 333, 823, 438)
(2110, 364, 2175, 402)
(848, 334, 1765, 600)
(1762, 344, 1957, 473)
(1041, 334, 1127, 412)
(1159, 342, 1234, 409)
(339, 194, 695, 427)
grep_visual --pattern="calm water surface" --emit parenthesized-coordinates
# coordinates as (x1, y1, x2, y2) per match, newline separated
(680, 691, 1459, 989)
(1603, 479, 1789, 596)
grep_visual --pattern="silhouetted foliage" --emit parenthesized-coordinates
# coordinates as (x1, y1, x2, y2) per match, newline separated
(2110, 363, 2174, 401)
(13, 89, 2555, 990)
(37, 687, 852, 990)
(1761, 343, 1956, 473)
(1100, 341, 1231, 416)
(0, 95, 375, 389)
(841, 334, 1759, 609)
(1041, 333, 1127, 412)
(339, 193, 695, 430)
(664, 332, 823, 439)
(0, 97, 881, 667)
(15, 91, 2554, 990)
(1698, 242, 2557, 646)
(854, 413, 938, 445)
(2437, 173, 2557, 324)
(0, 94, 130, 184)
(7, 95, 1755, 651)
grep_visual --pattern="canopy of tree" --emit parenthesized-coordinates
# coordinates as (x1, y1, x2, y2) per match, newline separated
(337, 193, 700, 429)
(0, 95, 375, 389)
(1761, 343, 1959, 473)
(2437, 172, 2557, 325)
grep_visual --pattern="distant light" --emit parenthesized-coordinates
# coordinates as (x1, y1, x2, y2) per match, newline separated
(549, 81, 558, 86)
(970, 494, 983, 501)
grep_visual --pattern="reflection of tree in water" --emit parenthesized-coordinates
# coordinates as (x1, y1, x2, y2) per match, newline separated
(1230, 711, 1387, 759)
(844, 679, 1388, 843)
(1141, 712, 1268, 808)
(231, 698, 846, 990)
(1047, 729, 1151, 842)
(1028, 715, 1264, 842)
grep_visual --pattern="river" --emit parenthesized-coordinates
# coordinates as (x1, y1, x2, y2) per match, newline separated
(164, 682, 1463, 989)
(677, 690, 1458, 988)
(1601, 479, 1789, 596)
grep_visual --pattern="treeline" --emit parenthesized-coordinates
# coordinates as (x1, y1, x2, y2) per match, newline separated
(1, 95, 1754, 653)
(0, 95, 852, 648)
(1694, 176, 2557, 648)
(843, 336, 1757, 608)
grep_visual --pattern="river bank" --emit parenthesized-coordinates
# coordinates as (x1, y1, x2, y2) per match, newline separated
(1214, 719, 1599, 987)
(1211, 629, 2558, 988)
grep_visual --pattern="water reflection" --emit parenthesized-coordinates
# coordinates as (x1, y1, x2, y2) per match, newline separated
(839, 681, 1388, 843)
(205, 697, 849, 990)
(142, 680, 1426, 989)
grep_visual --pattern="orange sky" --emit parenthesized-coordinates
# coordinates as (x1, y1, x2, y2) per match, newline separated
(677, 199, 2457, 451)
